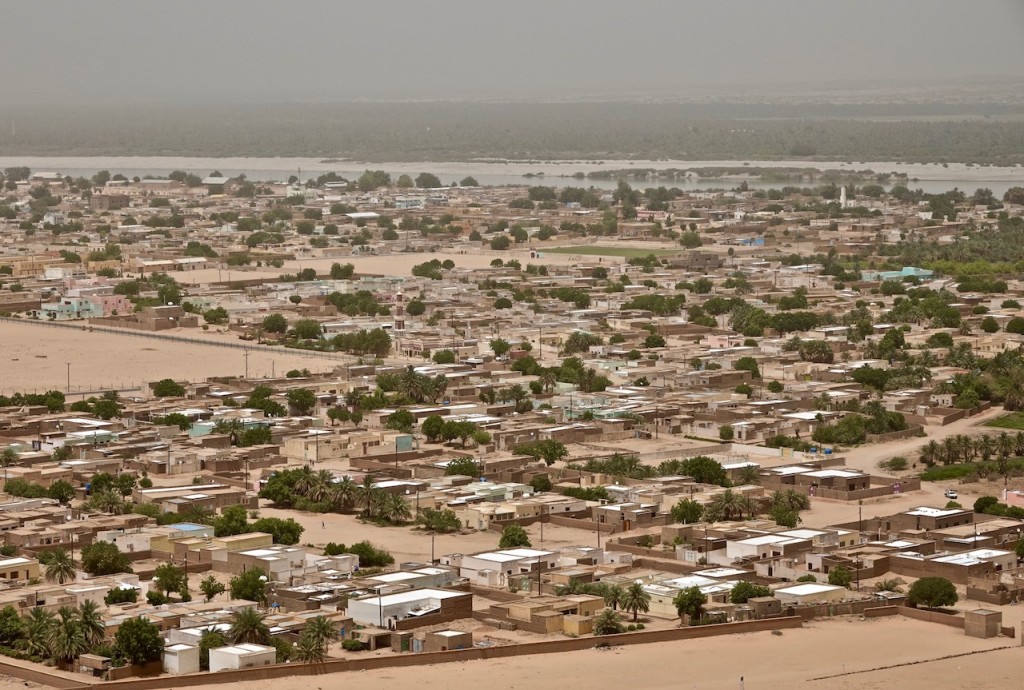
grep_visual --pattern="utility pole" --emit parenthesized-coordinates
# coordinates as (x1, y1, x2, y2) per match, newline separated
(66, 362, 70, 393)
(244, 349, 250, 379)
(857, 499, 863, 591)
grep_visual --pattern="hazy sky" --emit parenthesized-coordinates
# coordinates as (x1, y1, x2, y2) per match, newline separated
(5, 0, 1024, 104)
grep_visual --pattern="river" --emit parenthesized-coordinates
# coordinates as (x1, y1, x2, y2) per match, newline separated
(1, 156, 1021, 196)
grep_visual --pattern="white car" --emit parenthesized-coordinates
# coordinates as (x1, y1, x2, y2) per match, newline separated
(944, 489, 958, 500)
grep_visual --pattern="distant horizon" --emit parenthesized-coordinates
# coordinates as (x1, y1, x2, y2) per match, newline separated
(4, 0, 1023, 106)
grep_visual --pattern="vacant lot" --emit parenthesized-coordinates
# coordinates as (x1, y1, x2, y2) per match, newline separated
(544, 246, 680, 258)
(0, 321, 337, 396)
(208, 617, 1011, 690)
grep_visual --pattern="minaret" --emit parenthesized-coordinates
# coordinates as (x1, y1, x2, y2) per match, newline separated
(395, 290, 405, 332)
(840, 186, 847, 208)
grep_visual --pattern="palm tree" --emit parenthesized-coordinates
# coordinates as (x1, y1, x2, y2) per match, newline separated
(736, 465, 761, 486)
(978, 434, 995, 462)
(228, 607, 271, 645)
(919, 440, 940, 467)
(356, 477, 378, 518)
(941, 437, 959, 466)
(20, 608, 55, 657)
(77, 600, 105, 647)
(736, 495, 759, 519)
(398, 366, 431, 403)
(771, 490, 811, 513)
(180, 505, 216, 525)
(48, 606, 87, 668)
(602, 583, 625, 611)
(592, 608, 624, 636)
(88, 489, 127, 515)
(331, 477, 357, 512)
(292, 465, 316, 497)
(554, 579, 588, 596)
(997, 432, 1014, 462)
(539, 369, 558, 394)
(703, 489, 743, 522)
(300, 615, 336, 651)
(307, 470, 336, 503)
(292, 633, 328, 664)
(212, 419, 244, 446)
(380, 493, 412, 524)
(622, 582, 651, 622)
(45, 549, 76, 584)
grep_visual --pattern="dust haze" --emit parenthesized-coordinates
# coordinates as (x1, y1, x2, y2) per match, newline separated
(4, 0, 1024, 105)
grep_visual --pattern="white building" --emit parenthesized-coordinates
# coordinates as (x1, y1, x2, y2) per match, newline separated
(163, 643, 200, 675)
(346, 588, 469, 628)
(208, 643, 276, 672)
(444, 548, 557, 588)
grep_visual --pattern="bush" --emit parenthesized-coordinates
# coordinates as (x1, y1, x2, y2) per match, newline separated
(730, 581, 771, 604)
(341, 639, 365, 652)
(498, 524, 531, 549)
(104, 587, 139, 606)
(907, 577, 958, 608)
(828, 565, 853, 588)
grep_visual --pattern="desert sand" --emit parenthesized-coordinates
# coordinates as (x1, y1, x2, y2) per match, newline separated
(173, 248, 616, 287)
(134, 617, 1019, 690)
(0, 321, 338, 396)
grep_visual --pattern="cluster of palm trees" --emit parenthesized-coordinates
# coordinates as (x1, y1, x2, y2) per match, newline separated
(698, 489, 809, 523)
(223, 608, 336, 664)
(370, 366, 449, 406)
(289, 468, 412, 524)
(919, 431, 1024, 470)
(21, 602, 105, 667)
(554, 579, 651, 622)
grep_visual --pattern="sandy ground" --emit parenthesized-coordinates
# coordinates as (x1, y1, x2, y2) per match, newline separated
(174, 248, 605, 286)
(0, 617, 1016, 690)
(0, 321, 338, 395)
(257, 501, 602, 566)
(154, 617, 1015, 690)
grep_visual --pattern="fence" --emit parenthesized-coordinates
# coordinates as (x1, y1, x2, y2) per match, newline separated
(100, 617, 804, 689)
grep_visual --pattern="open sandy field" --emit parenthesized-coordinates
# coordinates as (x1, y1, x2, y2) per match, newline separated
(104, 617, 1016, 690)
(0, 321, 339, 396)
(173, 247, 617, 287)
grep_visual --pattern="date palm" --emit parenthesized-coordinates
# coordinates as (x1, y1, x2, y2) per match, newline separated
(78, 600, 105, 647)
(292, 465, 316, 497)
(356, 476, 379, 518)
(44, 548, 76, 584)
(307, 470, 336, 503)
(20, 608, 55, 657)
(331, 477, 357, 512)
(380, 493, 412, 524)
(539, 368, 558, 394)
(622, 581, 651, 622)
(292, 632, 328, 664)
(48, 606, 87, 667)
(919, 440, 940, 467)
(602, 583, 625, 611)
(300, 615, 336, 650)
(228, 607, 271, 645)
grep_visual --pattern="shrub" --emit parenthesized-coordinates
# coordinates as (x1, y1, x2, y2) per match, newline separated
(906, 577, 958, 608)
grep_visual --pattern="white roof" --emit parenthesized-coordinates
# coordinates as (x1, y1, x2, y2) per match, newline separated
(369, 588, 464, 606)
(905, 507, 963, 518)
(776, 583, 843, 597)
(214, 643, 274, 656)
